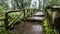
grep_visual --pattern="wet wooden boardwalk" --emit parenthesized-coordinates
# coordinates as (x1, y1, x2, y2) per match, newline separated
(12, 11, 45, 34)
(26, 11, 44, 21)
(12, 22, 45, 34)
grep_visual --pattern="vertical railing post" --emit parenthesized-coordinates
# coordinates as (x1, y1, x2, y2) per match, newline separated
(31, 9, 32, 14)
(27, 9, 28, 17)
(4, 12, 9, 30)
(27, 9, 29, 17)
(34, 9, 35, 13)
(23, 9, 25, 20)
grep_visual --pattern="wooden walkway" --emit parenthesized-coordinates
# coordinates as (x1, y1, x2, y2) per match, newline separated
(11, 11, 45, 34)
(26, 11, 44, 21)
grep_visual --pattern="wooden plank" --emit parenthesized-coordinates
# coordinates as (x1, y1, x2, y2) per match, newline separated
(33, 12, 44, 16)
(27, 16, 44, 20)
(52, 5, 60, 8)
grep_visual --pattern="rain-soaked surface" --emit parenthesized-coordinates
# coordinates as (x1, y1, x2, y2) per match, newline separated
(12, 21, 45, 34)
(27, 11, 44, 20)
(33, 11, 44, 15)
(12, 11, 44, 34)
(28, 17, 44, 20)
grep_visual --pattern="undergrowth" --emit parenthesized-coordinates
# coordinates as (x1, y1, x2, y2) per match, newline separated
(43, 15, 59, 34)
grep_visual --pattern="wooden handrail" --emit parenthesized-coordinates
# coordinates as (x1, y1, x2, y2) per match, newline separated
(0, 9, 38, 30)
(4, 9, 25, 29)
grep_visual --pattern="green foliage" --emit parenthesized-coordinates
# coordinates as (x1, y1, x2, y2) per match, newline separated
(0, 5, 7, 26)
(0, 5, 7, 19)
(43, 10, 58, 34)
(43, 18, 58, 34)
(45, 0, 60, 7)
(0, 5, 15, 34)
(0, 27, 16, 34)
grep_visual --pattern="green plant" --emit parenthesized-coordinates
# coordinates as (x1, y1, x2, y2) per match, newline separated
(43, 13, 58, 34)
(0, 5, 7, 18)
(0, 27, 16, 34)
(0, 5, 16, 34)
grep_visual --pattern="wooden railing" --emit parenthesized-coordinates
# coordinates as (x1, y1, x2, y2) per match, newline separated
(0, 9, 38, 29)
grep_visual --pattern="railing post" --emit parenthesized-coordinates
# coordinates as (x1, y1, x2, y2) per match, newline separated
(27, 9, 29, 17)
(31, 9, 32, 15)
(4, 12, 9, 30)
(26, 9, 28, 17)
(23, 9, 25, 20)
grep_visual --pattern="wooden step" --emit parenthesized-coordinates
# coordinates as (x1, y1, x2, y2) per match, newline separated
(33, 15, 44, 17)
(26, 11, 44, 22)
(26, 16, 44, 21)
(33, 12, 44, 16)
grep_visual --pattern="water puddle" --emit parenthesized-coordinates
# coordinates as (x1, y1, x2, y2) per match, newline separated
(32, 25, 43, 32)
(32, 25, 44, 34)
